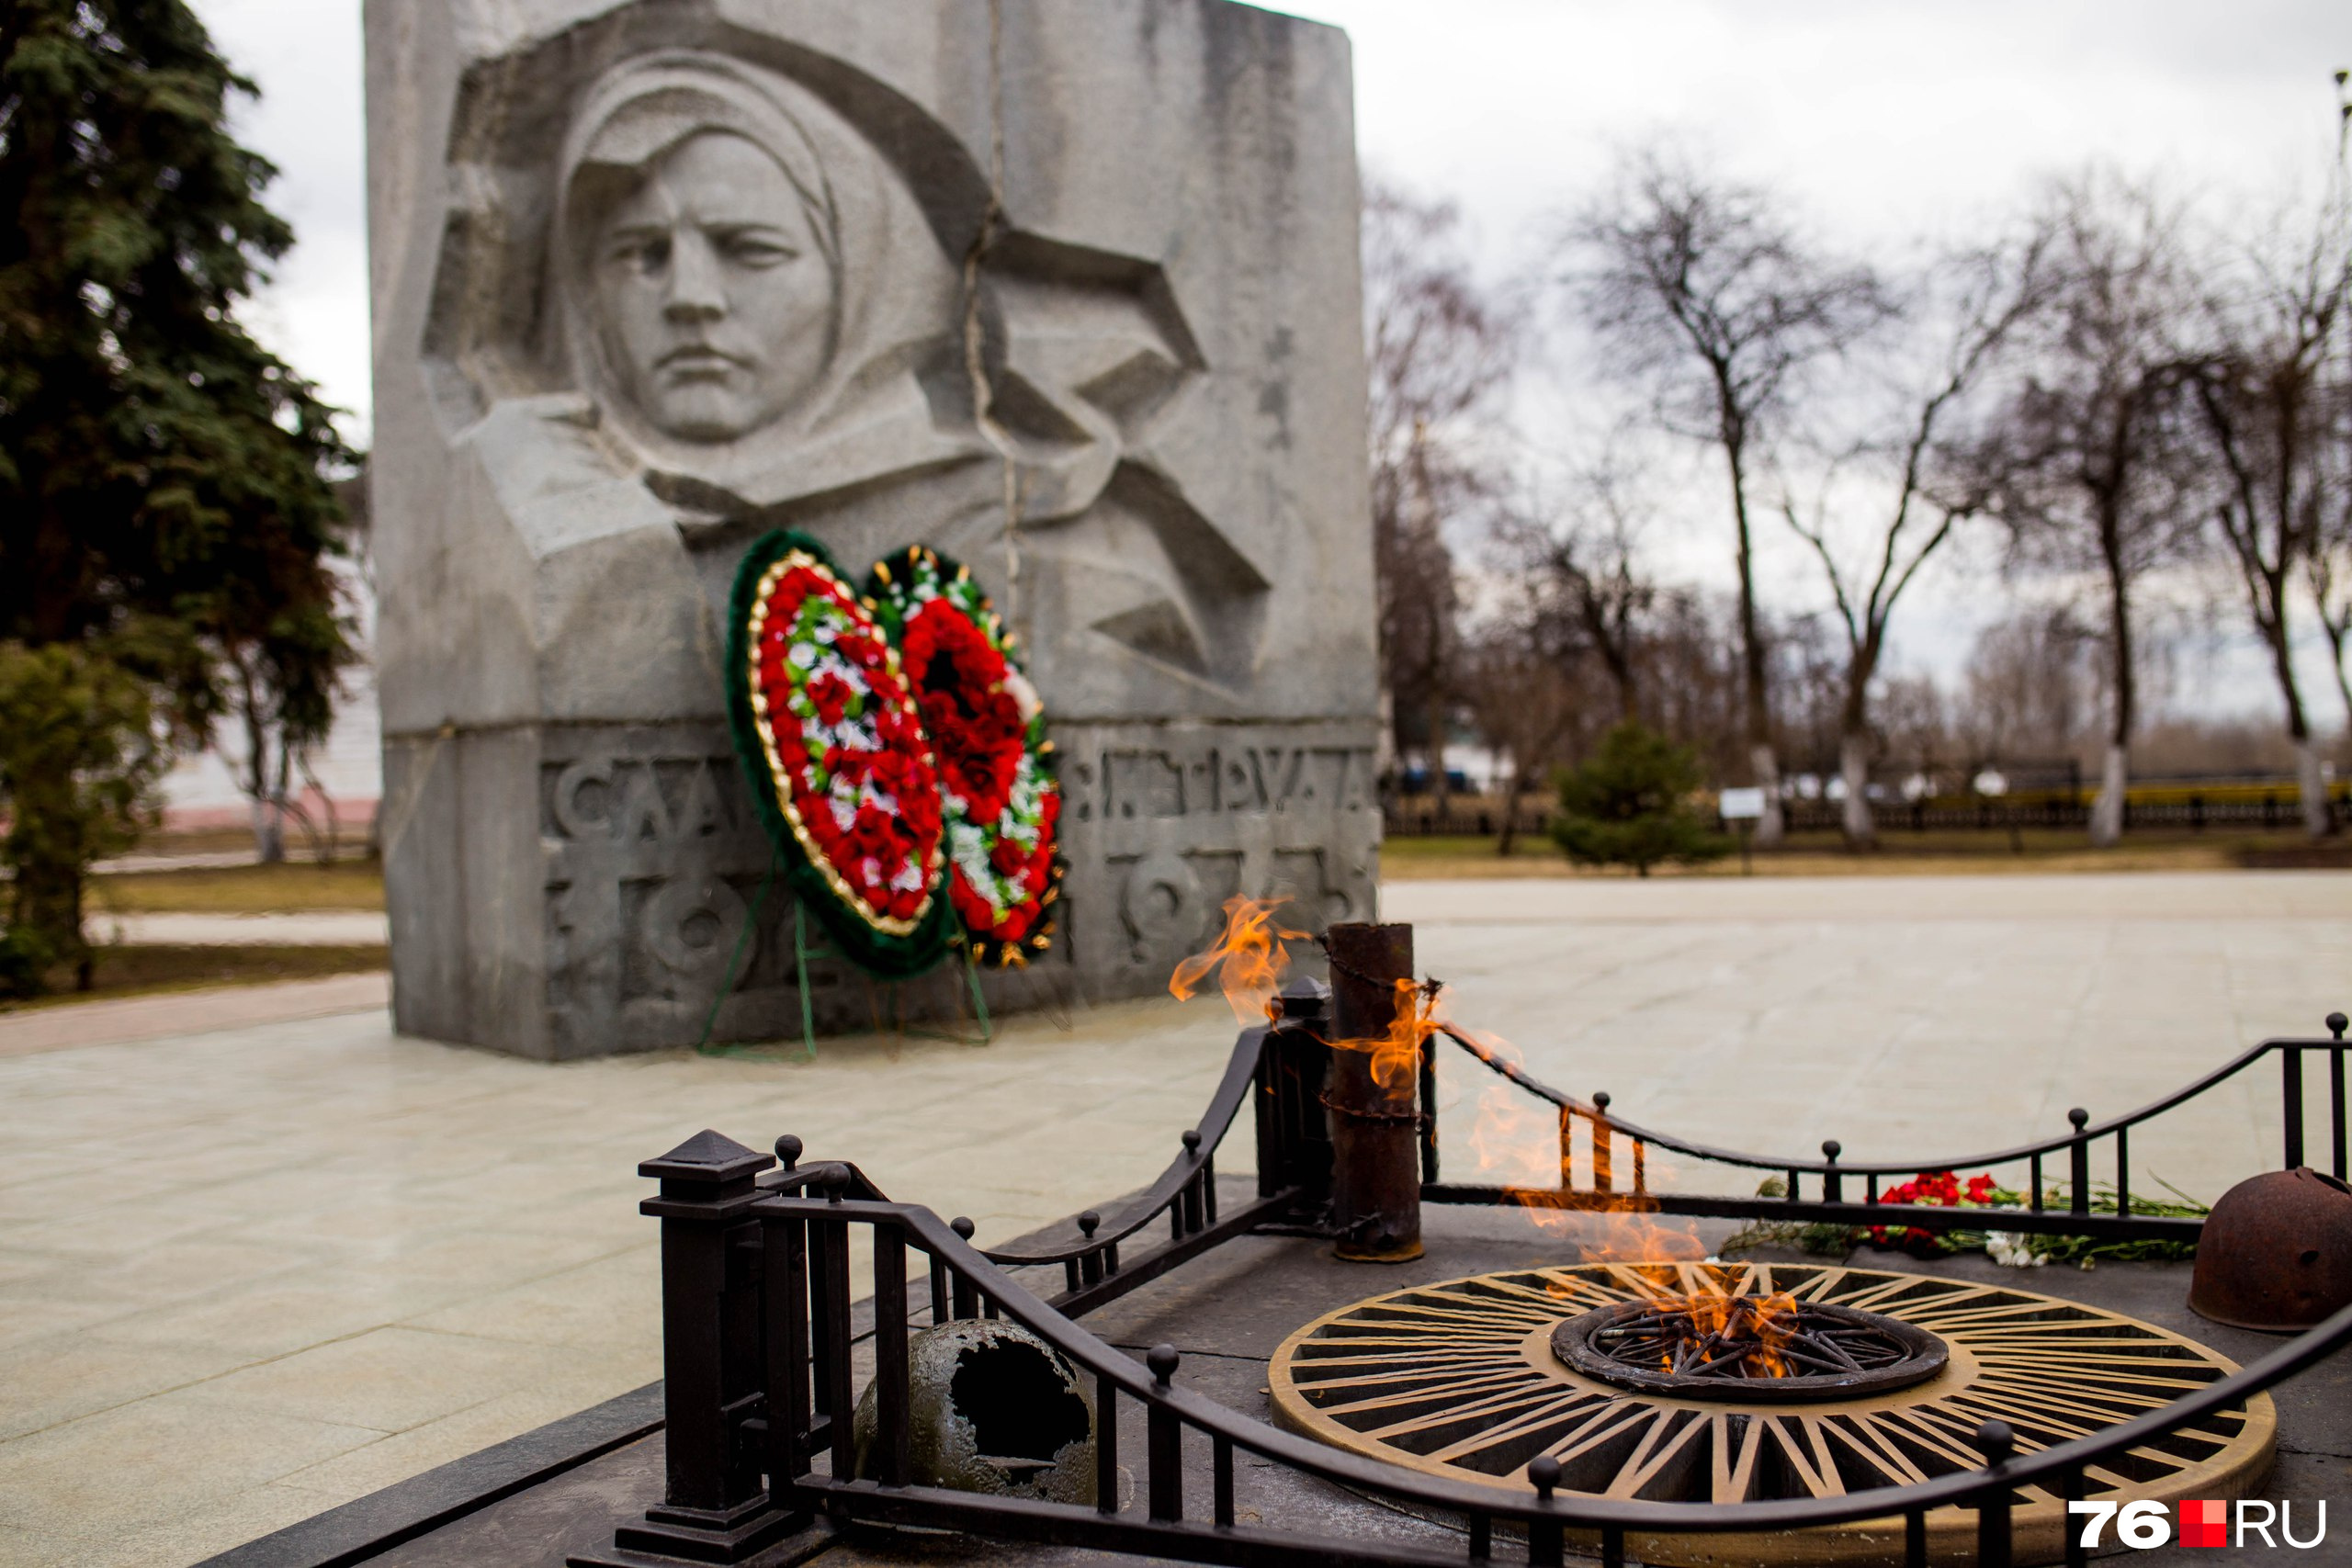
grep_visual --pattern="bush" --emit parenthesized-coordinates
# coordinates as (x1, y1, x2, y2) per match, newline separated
(0, 927, 48, 999)
(0, 642, 168, 992)
(1550, 722, 1730, 876)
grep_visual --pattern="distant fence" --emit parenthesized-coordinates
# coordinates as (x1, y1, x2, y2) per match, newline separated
(1382, 784, 2351, 839)
(1780, 789, 2346, 835)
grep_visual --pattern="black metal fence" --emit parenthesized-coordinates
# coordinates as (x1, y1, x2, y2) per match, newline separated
(582, 1002, 2352, 1568)
(1382, 786, 2352, 838)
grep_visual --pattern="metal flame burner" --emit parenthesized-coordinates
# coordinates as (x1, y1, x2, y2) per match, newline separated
(1268, 1262, 2277, 1566)
(1549, 1294, 1949, 1404)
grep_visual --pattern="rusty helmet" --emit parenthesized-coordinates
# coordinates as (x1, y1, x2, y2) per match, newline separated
(2188, 1167, 2352, 1333)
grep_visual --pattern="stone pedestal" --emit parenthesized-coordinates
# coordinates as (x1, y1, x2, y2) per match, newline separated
(367, 0, 1379, 1057)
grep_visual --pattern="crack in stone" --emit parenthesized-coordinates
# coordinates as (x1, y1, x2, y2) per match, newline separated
(960, 0, 1023, 637)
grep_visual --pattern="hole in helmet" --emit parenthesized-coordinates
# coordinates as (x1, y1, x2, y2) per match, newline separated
(951, 1338, 1089, 1461)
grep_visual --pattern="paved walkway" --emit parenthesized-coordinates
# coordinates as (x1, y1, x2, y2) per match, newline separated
(0, 975, 390, 1060)
(0, 872, 2346, 1567)
(85, 911, 390, 947)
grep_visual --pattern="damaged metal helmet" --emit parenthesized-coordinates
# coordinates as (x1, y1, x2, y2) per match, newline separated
(852, 1318, 1097, 1504)
(2188, 1167, 2352, 1332)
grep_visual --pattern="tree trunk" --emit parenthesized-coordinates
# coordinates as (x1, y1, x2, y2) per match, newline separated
(1839, 731, 1875, 847)
(2256, 605, 2330, 840)
(2096, 520, 2135, 848)
(1426, 691, 1450, 829)
(2294, 738, 2333, 838)
(1749, 743, 1785, 846)
(1724, 428, 1781, 848)
(1494, 742, 1521, 857)
(251, 796, 287, 864)
(2090, 743, 2128, 848)
(2316, 604, 2352, 738)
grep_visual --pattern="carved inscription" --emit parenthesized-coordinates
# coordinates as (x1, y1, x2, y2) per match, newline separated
(1059, 733, 1379, 976)
(1064, 742, 1375, 825)
(534, 724, 1377, 1049)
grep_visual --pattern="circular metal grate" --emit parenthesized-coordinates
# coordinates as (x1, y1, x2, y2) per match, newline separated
(1269, 1262, 2274, 1567)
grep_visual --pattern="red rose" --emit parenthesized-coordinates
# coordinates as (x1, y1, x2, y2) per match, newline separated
(808, 671, 854, 724)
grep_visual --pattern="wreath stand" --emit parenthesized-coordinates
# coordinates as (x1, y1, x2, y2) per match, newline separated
(690, 856, 993, 1062)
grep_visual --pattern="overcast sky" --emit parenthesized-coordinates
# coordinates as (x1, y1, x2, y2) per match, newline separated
(188, 0, 2352, 724)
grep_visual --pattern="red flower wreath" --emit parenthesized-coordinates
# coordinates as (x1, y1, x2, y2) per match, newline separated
(867, 548, 1063, 964)
(745, 557, 944, 931)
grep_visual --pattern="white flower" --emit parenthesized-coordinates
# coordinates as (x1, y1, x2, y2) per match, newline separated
(1001, 668, 1043, 724)
(831, 797, 858, 833)
(1984, 1232, 2048, 1269)
(888, 860, 925, 892)
(789, 642, 819, 669)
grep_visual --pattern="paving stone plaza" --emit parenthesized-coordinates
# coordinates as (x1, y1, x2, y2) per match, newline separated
(1, 871, 2345, 1567)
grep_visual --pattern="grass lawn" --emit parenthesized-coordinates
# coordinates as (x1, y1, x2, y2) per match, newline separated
(89, 860, 385, 913)
(1380, 825, 2352, 879)
(0, 944, 389, 1011)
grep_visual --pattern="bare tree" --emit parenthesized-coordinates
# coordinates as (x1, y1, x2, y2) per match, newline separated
(2185, 172, 2349, 836)
(1994, 170, 2205, 845)
(1363, 179, 1517, 810)
(1956, 607, 2098, 780)
(1459, 629, 1582, 855)
(1779, 232, 2052, 844)
(1561, 145, 1884, 844)
(1873, 673, 1952, 797)
(2312, 515, 2352, 743)
(2305, 76, 2352, 758)
(1505, 457, 1660, 724)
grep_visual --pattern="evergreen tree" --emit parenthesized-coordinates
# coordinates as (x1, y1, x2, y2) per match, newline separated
(0, 0, 354, 987)
(1551, 721, 1731, 877)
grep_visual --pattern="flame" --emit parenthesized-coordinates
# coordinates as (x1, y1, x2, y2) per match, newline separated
(1169, 896, 1307, 1024)
(1325, 977, 1441, 1097)
(1438, 1011, 1704, 1264)
(1171, 908, 1712, 1269)
(1632, 1290, 1805, 1379)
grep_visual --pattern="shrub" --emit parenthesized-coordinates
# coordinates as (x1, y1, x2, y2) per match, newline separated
(1550, 721, 1730, 876)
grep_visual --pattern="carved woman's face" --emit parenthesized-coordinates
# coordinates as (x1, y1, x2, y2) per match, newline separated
(592, 131, 835, 442)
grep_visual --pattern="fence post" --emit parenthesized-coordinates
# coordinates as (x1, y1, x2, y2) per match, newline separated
(2283, 1044, 2305, 1170)
(1261, 977, 1335, 1203)
(610, 1129, 791, 1564)
(2330, 1012, 2347, 1184)
(1972, 1421, 2017, 1568)
(759, 1136, 811, 1524)
(2067, 1108, 2090, 1216)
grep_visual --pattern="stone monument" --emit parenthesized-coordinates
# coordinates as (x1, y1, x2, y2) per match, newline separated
(367, 0, 1380, 1058)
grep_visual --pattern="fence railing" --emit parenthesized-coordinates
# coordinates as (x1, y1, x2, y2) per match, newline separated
(1429, 1015, 2349, 1243)
(589, 999, 2352, 1568)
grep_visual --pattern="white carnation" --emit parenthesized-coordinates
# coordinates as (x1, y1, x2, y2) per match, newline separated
(1985, 1232, 2048, 1269)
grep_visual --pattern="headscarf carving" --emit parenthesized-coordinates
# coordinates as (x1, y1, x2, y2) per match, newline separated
(554, 51, 970, 506)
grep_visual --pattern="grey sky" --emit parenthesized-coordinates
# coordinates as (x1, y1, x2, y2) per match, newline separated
(190, 0, 2351, 722)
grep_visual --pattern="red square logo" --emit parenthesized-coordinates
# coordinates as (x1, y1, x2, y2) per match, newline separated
(2178, 1499, 2228, 1549)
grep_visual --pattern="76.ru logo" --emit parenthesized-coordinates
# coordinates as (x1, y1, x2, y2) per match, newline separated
(2070, 1498, 2328, 1550)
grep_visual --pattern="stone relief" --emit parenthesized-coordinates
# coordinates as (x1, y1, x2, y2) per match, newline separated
(425, 33, 1272, 694)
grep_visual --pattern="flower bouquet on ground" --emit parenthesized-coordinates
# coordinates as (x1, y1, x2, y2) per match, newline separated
(1723, 1169, 2206, 1268)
